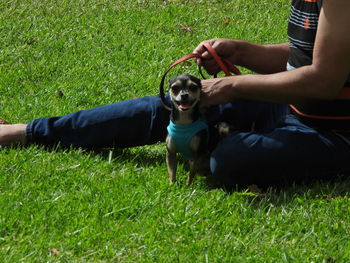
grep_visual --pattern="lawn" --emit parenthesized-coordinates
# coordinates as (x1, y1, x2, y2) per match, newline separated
(1, 0, 350, 262)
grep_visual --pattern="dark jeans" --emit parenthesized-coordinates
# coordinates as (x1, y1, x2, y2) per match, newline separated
(26, 96, 350, 187)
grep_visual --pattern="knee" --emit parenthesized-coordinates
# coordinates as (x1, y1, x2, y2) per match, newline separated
(209, 131, 287, 187)
(209, 135, 256, 187)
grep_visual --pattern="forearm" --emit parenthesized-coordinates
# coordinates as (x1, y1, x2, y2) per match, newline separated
(235, 41, 290, 74)
(201, 65, 343, 106)
(232, 68, 324, 104)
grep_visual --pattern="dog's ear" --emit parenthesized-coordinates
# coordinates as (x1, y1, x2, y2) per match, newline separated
(167, 81, 171, 91)
(168, 76, 178, 91)
(167, 79, 173, 92)
(169, 75, 179, 85)
(188, 75, 201, 88)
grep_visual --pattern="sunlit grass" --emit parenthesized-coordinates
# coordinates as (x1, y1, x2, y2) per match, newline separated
(1, 0, 349, 262)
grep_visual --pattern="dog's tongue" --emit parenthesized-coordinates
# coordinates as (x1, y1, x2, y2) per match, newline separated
(179, 105, 191, 110)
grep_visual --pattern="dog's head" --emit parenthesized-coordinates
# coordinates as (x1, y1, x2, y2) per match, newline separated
(168, 74, 201, 111)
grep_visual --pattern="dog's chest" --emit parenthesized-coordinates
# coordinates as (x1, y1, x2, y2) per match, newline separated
(167, 119, 208, 160)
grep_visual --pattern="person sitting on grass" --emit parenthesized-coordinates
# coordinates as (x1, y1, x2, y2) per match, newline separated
(1, 0, 350, 187)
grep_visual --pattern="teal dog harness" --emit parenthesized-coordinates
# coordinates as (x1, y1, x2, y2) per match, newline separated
(167, 119, 208, 160)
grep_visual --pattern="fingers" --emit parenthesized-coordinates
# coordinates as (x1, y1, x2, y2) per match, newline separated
(201, 62, 221, 76)
(194, 39, 235, 75)
(199, 79, 214, 108)
(193, 39, 217, 66)
(193, 40, 219, 75)
(193, 43, 206, 67)
(199, 77, 236, 107)
(193, 40, 214, 56)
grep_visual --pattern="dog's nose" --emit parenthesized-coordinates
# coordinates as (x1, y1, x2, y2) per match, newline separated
(181, 93, 189, 100)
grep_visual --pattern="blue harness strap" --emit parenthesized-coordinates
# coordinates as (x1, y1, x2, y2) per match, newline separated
(167, 118, 208, 160)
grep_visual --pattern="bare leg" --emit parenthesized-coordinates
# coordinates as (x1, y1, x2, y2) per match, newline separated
(0, 124, 27, 146)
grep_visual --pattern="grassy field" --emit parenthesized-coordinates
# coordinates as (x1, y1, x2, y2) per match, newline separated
(1, 0, 350, 262)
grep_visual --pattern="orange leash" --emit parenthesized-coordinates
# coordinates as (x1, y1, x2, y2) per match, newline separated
(289, 87, 350, 120)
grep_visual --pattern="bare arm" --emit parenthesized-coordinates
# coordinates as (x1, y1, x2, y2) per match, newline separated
(235, 41, 290, 74)
(198, 0, 350, 106)
(193, 39, 290, 75)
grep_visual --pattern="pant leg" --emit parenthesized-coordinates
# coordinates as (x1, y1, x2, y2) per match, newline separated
(204, 99, 289, 131)
(26, 96, 171, 148)
(210, 114, 350, 187)
(24, 96, 273, 149)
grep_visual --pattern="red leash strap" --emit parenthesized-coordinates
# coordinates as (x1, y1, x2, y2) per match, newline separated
(159, 43, 241, 110)
(202, 42, 241, 76)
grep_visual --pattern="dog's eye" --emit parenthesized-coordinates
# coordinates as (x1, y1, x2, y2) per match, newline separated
(188, 85, 198, 92)
(171, 86, 180, 93)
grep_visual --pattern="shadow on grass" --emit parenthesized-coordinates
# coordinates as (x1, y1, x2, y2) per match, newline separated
(230, 175, 350, 208)
(91, 146, 350, 203)
(18, 143, 350, 206)
(92, 146, 166, 168)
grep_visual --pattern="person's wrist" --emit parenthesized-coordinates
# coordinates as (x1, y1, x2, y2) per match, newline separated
(231, 40, 247, 66)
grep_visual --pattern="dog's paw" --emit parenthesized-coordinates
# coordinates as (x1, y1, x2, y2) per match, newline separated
(215, 122, 235, 138)
(169, 177, 176, 184)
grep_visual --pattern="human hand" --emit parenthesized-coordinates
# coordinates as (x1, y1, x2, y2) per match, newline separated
(193, 38, 241, 76)
(199, 77, 237, 108)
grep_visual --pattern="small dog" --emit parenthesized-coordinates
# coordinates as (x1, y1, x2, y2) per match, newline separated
(165, 74, 209, 185)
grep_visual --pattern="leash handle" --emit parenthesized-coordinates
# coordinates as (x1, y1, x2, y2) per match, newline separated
(201, 42, 241, 76)
(159, 43, 241, 110)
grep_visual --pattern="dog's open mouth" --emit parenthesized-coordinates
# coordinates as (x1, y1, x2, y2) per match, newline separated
(174, 100, 197, 111)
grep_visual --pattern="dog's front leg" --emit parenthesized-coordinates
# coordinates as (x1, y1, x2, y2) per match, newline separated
(166, 136, 177, 184)
(187, 153, 209, 185)
(166, 151, 177, 183)
(187, 157, 203, 185)
(186, 135, 202, 185)
(187, 160, 197, 185)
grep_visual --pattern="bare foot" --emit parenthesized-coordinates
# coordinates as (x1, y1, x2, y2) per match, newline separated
(0, 124, 27, 146)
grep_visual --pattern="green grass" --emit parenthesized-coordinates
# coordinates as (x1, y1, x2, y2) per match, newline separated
(1, 0, 350, 262)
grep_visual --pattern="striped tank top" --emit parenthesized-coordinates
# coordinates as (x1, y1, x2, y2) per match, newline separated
(288, 0, 350, 131)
